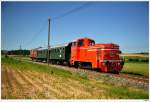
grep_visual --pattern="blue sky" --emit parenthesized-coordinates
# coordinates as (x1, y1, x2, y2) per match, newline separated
(1, 2, 149, 53)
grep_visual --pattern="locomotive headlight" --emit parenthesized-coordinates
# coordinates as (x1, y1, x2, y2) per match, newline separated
(103, 60, 107, 63)
(104, 60, 109, 65)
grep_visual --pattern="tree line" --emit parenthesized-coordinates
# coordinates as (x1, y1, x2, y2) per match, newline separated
(1, 50, 30, 56)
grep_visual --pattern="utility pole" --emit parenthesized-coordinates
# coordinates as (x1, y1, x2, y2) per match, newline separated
(47, 18, 50, 65)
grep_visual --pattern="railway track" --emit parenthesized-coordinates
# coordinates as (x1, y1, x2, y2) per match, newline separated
(113, 73, 149, 83)
(13, 57, 149, 91)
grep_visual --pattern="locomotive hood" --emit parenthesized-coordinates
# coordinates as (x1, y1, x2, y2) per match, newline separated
(93, 43, 119, 49)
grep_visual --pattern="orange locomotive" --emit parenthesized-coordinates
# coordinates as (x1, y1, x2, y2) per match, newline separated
(30, 37, 124, 73)
(69, 38, 124, 73)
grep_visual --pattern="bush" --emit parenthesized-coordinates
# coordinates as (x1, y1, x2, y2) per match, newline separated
(139, 59, 149, 62)
(127, 58, 148, 62)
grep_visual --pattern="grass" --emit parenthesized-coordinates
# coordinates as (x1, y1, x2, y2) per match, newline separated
(106, 85, 148, 99)
(1, 56, 149, 99)
(1, 56, 89, 83)
(120, 53, 149, 77)
(2, 56, 73, 78)
(121, 62, 149, 77)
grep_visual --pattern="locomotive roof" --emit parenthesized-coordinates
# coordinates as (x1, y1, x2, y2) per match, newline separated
(72, 37, 94, 42)
(94, 43, 119, 47)
(50, 43, 69, 49)
(93, 43, 119, 49)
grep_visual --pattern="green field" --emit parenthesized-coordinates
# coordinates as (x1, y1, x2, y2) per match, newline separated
(120, 53, 149, 62)
(1, 57, 149, 99)
(120, 53, 149, 77)
(121, 62, 149, 77)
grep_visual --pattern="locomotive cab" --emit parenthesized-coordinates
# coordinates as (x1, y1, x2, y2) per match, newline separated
(70, 38, 96, 67)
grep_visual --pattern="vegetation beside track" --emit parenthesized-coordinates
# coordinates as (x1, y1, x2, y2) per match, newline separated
(121, 62, 149, 77)
(12, 55, 149, 77)
(1, 57, 149, 99)
(120, 53, 149, 77)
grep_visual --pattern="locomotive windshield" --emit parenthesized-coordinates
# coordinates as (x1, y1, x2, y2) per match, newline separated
(89, 40, 95, 46)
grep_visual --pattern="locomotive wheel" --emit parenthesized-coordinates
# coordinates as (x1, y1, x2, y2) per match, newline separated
(74, 62, 78, 68)
(96, 68, 101, 72)
(67, 62, 72, 67)
(114, 71, 119, 74)
(111, 70, 119, 74)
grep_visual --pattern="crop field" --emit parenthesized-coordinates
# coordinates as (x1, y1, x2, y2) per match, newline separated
(120, 53, 149, 62)
(1, 56, 149, 99)
(120, 53, 149, 77)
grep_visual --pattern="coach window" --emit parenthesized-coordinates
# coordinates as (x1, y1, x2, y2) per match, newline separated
(78, 40, 84, 47)
(59, 49, 62, 53)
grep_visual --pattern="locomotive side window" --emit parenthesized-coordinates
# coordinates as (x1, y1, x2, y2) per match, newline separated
(72, 42, 76, 47)
(89, 40, 95, 46)
(78, 40, 84, 47)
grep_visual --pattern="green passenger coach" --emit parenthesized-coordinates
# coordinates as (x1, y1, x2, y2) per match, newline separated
(35, 43, 71, 64)
(37, 49, 47, 61)
(49, 43, 71, 64)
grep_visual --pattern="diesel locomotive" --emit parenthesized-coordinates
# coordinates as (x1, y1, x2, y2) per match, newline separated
(30, 38, 124, 73)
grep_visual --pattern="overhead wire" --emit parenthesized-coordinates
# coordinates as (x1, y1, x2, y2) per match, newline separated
(52, 2, 93, 20)
(23, 20, 47, 48)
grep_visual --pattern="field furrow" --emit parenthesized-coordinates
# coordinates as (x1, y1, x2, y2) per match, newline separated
(1, 66, 9, 98)
(22, 70, 58, 98)
(21, 70, 93, 98)
(3, 67, 15, 98)
(15, 70, 45, 98)
(4, 67, 23, 98)
(24, 70, 88, 98)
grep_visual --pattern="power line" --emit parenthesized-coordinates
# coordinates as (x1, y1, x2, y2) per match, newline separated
(23, 20, 47, 48)
(52, 2, 93, 20)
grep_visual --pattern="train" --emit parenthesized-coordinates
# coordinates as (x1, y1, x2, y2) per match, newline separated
(30, 38, 124, 73)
